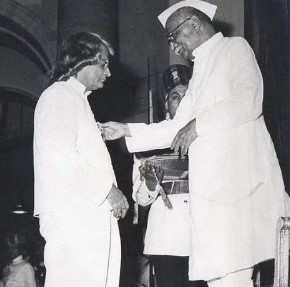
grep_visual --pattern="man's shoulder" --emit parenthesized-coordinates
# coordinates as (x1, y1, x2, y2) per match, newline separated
(225, 36, 250, 49)
(19, 261, 34, 273)
(230, 36, 249, 43)
(220, 36, 252, 57)
(38, 80, 75, 107)
(41, 80, 72, 98)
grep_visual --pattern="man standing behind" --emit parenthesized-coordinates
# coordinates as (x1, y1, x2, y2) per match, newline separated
(34, 32, 129, 287)
(101, 1, 290, 286)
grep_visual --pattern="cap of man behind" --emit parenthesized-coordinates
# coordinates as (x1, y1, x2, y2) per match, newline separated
(163, 64, 192, 98)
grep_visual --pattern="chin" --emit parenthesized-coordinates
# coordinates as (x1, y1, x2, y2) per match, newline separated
(95, 82, 104, 89)
(90, 84, 103, 91)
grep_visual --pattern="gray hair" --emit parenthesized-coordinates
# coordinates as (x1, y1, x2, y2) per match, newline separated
(49, 32, 114, 85)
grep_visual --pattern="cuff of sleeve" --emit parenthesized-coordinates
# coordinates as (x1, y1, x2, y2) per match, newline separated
(125, 123, 143, 152)
(135, 181, 159, 206)
(102, 198, 113, 211)
(195, 116, 204, 137)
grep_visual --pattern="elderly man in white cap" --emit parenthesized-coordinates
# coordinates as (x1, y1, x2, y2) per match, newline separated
(100, 1, 290, 286)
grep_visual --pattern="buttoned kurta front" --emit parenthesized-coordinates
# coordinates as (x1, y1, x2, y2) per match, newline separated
(34, 77, 120, 287)
(125, 33, 290, 281)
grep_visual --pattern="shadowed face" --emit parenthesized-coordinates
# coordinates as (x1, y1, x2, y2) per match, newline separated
(166, 85, 188, 119)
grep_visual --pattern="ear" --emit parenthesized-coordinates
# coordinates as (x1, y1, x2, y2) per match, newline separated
(165, 101, 168, 110)
(188, 15, 201, 32)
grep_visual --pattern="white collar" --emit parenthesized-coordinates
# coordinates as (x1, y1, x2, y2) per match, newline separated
(192, 32, 223, 60)
(66, 77, 92, 97)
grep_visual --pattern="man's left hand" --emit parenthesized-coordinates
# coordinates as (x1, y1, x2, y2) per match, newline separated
(171, 119, 197, 155)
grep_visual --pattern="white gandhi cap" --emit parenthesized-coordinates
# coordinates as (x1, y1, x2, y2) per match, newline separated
(158, 0, 217, 28)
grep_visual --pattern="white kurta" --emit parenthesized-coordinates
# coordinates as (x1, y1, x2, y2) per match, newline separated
(34, 77, 120, 287)
(125, 33, 289, 281)
(132, 157, 190, 256)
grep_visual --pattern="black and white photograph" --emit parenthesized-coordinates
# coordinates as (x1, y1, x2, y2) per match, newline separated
(0, 0, 289, 286)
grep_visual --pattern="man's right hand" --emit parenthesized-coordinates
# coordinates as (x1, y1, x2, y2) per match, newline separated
(171, 118, 197, 155)
(98, 121, 131, 141)
(107, 185, 129, 219)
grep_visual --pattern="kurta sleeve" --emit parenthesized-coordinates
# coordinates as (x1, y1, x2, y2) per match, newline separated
(125, 87, 194, 153)
(34, 87, 113, 211)
(195, 38, 263, 136)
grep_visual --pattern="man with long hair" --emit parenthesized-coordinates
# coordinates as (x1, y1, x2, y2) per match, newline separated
(34, 32, 129, 287)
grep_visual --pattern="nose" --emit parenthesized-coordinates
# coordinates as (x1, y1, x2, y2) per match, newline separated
(105, 67, 111, 77)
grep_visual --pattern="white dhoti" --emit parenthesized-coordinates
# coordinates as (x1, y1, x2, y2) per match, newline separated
(40, 210, 121, 287)
(34, 78, 122, 287)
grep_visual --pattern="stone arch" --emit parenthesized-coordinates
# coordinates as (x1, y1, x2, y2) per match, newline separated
(0, 0, 55, 72)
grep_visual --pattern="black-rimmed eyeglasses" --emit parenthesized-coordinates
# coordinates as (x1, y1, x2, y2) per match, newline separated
(167, 17, 191, 46)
